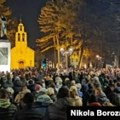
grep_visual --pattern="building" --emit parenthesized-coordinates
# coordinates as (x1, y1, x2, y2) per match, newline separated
(11, 20, 34, 69)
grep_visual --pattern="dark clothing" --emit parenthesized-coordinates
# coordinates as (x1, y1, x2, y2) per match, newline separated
(45, 98, 70, 120)
(14, 105, 45, 120)
(13, 79, 22, 97)
(34, 102, 49, 117)
(0, 104, 17, 120)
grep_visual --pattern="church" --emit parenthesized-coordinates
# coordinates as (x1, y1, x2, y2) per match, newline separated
(11, 20, 35, 69)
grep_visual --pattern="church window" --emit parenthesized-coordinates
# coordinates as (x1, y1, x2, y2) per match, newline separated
(22, 33, 25, 41)
(18, 33, 20, 41)
(20, 25, 22, 31)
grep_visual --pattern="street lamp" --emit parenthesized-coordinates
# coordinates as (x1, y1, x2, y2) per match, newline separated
(96, 54, 102, 68)
(60, 46, 74, 69)
(96, 55, 102, 60)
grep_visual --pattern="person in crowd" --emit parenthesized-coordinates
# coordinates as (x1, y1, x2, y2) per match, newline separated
(14, 93, 44, 120)
(0, 75, 8, 88)
(0, 72, 13, 89)
(63, 77, 70, 88)
(45, 75, 53, 87)
(47, 87, 57, 102)
(27, 79, 35, 93)
(6, 87, 14, 103)
(70, 80, 76, 87)
(13, 76, 23, 97)
(0, 89, 17, 120)
(94, 86, 114, 106)
(87, 94, 102, 106)
(14, 83, 31, 108)
(55, 76, 63, 93)
(69, 85, 83, 106)
(34, 84, 42, 101)
(76, 83, 83, 98)
(34, 85, 53, 104)
(45, 86, 70, 120)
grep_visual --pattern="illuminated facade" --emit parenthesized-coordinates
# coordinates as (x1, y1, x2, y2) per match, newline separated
(70, 52, 79, 68)
(11, 20, 34, 69)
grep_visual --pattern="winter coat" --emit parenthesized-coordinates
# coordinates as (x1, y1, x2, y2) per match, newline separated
(15, 88, 31, 104)
(69, 96, 82, 106)
(36, 93, 53, 104)
(45, 97, 70, 120)
(14, 105, 44, 120)
(13, 79, 22, 94)
(0, 99, 17, 120)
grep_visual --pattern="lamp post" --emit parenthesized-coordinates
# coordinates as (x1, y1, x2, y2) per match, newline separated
(96, 54, 102, 68)
(60, 46, 73, 69)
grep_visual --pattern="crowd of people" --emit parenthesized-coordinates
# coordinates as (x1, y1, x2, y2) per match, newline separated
(0, 67, 120, 120)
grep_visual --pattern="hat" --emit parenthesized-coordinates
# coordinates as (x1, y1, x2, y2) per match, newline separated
(40, 88, 47, 93)
(76, 83, 82, 90)
(65, 77, 70, 81)
(6, 87, 14, 94)
(15, 76, 20, 81)
(35, 84, 41, 92)
(55, 76, 62, 84)
(47, 87, 54, 95)
(71, 80, 76, 85)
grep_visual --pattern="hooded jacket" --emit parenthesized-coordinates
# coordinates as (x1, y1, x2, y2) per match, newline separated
(46, 97, 70, 120)
(0, 98, 17, 120)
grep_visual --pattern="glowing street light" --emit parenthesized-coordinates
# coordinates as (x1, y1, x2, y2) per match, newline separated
(60, 46, 74, 69)
(96, 55, 102, 60)
(96, 54, 102, 68)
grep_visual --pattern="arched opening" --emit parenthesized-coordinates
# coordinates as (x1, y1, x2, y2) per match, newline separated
(18, 60, 24, 69)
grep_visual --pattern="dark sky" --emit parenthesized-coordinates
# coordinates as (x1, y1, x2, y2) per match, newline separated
(6, 0, 47, 49)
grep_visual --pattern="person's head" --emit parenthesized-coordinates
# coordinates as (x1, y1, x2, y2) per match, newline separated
(35, 84, 41, 92)
(55, 76, 62, 85)
(94, 87, 103, 96)
(57, 86, 69, 99)
(6, 87, 14, 95)
(64, 78, 70, 86)
(70, 80, 76, 86)
(47, 87, 55, 96)
(23, 93, 34, 105)
(76, 83, 82, 90)
(109, 83, 115, 91)
(0, 89, 9, 99)
(21, 82, 28, 90)
(69, 86, 78, 98)
(28, 79, 34, 85)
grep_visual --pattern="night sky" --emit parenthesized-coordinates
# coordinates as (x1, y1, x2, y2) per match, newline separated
(6, 0, 47, 49)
